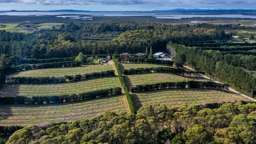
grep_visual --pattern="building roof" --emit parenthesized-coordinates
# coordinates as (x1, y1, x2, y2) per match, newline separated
(153, 52, 165, 57)
(120, 53, 129, 56)
(156, 58, 172, 61)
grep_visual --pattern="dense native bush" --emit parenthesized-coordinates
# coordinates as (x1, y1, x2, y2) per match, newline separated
(171, 44, 256, 95)
(0, 22, 231, 59)
(7, 71, 115, 84)
(131, 81, 228, 93)
(0, 126, 22, 144)
(0, 87, 122, 105)
(7, 102, 256, 144)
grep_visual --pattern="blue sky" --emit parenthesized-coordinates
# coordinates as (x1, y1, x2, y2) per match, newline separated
(0, 0, 255, 11)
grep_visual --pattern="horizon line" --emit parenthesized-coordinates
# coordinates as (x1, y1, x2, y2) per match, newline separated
(1, 8, 256, 12)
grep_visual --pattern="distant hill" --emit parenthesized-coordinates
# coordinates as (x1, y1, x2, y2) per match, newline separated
(1, 9, 256, 15)
(152, 9, 256, 15)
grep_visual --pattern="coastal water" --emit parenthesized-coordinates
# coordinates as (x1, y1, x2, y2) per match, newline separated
(1, 11, 256, 19)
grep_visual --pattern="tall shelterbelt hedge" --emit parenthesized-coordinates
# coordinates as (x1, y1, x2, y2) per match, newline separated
(171, 44, 256, 96)
(131, 81, 228, 93)
(7, 70, 115, 84)
(124, 67, 203, 77)
(113, 58, 136, 114)
(0, 87, 122, 105)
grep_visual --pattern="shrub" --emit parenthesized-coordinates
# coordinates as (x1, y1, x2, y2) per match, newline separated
(74, 52, 87, 64)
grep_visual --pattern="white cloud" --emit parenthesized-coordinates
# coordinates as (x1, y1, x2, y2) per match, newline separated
(0, 0, 255, 7)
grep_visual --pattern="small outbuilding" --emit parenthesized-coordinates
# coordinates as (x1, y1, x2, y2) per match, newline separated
(120, 53, 129, 62)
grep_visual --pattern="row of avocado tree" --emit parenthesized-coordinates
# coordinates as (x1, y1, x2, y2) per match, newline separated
(0, 87, 122, 105)
(124, 67, 204, 78)
(196, 46, 256, 52)
(14, 57, 75, 65)
(171, 44, 256, 96)
(11, 61, 80, 73)
(113, 57, 136, 114)
(121, 57, 173, 65)
(7, 71, 115, 84)
(183, 42, 256, 47)
(131, 81, 229, 93)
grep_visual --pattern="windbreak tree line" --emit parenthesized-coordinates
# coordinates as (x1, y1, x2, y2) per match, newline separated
(0, 87, 122, 105)
(123, 67, 201, 76)
(221, 54, 256, 71)
(9, 56, 75, 65)
(7, 71, 115, 84)
(0, 56, 8, 88)
(172, 44, 256, 96)
(12, 61, 80, 72)
(131, 81, 228, 93)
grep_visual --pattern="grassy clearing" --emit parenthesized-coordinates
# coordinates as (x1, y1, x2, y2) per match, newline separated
(0, 23, 18, 30)
(37, 23, 63, 30)
(0, 96, 127, 126)
(128, 73, 190, 86)
(0, 23, 23, 32)
(123, 64, 168, 70)
(0, 23, 63, 33)
(11, 65, 113, 78)
(0, 77, 120, 97)
(0, 23, 34, 33)
(135, 90, 250, 108)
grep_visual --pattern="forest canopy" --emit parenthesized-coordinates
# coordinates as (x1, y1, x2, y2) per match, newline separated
(0, 23, 230, 59)
(6, 102, 256, 144)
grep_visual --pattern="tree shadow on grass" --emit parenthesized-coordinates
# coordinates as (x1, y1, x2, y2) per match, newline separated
(0, 105, 13, 125)
(131, 94, 142, 111)
(0, 84, 20, 122)
(124, 75, 142, 111)
(123, 75, 132, 91)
